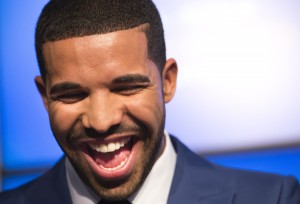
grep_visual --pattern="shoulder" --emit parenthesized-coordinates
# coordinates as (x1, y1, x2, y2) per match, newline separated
(0, 157, 72, 204)
(170, 135, 300, 203)
(219, 163, 299, 196)
(0, 187, 24, 204)
(0, 172, 51, 204)
(214, 162, 300, 203)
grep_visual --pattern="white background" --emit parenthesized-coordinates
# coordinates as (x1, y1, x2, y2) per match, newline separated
(154, 0, 300, 153)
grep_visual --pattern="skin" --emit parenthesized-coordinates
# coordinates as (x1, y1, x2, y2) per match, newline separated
(35, 27, 178, 200)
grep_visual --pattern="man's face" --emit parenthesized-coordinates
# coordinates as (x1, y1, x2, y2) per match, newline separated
(35, 28, 177, 200)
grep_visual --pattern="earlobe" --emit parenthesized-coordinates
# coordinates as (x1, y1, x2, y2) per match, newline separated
(34, 76, 49, 111)
(162, 58, 178, 103)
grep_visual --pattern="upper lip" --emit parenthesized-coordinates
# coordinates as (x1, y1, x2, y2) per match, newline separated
(76, 132, 139, 147)
(88, 136, 131, 146)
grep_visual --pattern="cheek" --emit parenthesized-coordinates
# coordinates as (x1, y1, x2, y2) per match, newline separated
(126, 90, 164, 130)
(48, 103, 82, 137)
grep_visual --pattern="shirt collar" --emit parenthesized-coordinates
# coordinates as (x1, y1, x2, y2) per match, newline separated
(66, 131, 177, 204)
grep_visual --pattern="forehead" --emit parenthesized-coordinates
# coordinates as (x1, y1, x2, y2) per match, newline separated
(42, 28, 155, 83)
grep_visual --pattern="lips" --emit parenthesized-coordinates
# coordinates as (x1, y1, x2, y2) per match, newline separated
(82, 136, 138, 180)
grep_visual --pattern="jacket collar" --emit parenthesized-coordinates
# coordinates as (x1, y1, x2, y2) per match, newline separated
(168, 136, 236, 204)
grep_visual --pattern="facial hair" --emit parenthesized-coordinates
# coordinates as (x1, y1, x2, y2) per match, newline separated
(53, 113, 166, 201)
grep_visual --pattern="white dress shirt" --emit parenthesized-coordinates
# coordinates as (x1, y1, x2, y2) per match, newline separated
(66, 131, 177, 204)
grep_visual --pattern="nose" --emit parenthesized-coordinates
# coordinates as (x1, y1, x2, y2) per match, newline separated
(81, 92, 124, 133)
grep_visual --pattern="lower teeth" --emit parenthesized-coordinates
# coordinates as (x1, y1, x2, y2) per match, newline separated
(100, 158, 128, 171)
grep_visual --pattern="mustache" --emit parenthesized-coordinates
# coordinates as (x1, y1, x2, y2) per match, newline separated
(67, 123, 145, 143)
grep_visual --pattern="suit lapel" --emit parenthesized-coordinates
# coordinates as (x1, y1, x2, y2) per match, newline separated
(168, 137, 236, 204)
(47, 157, 73, 204)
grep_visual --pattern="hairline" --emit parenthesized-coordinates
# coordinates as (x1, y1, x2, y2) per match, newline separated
(41, 23, 160, 82)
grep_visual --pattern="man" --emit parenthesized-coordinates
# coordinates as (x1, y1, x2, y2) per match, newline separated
(0, 0, 299, 203)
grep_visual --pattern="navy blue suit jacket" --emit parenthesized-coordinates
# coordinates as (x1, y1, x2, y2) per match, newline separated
(1, 137, 300, 203)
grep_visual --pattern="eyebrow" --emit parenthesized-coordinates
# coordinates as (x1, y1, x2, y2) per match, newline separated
(49, 82, 81, 95)
(112, 74, 150, 84)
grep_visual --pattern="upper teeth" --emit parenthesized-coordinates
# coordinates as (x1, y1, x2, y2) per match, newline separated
(89, 137, 130, 153)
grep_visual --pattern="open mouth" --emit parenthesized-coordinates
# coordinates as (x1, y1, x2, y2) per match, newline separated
(88, 137, 133, 170)
(82, 136, 138, 180)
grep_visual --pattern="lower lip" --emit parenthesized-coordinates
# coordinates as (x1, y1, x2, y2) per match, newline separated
(82, 139, 139, 180)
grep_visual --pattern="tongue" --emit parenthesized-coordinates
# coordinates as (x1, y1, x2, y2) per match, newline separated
(92, 145, 131, 169)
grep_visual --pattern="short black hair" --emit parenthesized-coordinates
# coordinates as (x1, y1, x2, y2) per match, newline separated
(35, 0, 166, 80)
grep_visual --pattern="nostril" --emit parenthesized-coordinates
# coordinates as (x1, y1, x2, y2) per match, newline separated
(84, 128, 102, 138)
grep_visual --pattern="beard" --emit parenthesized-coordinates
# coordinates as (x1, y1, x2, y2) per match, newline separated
(53, 112, 166, 201)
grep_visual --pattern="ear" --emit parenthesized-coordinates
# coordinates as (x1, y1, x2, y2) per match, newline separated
(34, 76, 49, 112)
(162, 58, 178, 103)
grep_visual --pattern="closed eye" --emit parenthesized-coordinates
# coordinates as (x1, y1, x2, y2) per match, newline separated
(112, 85, 148, 95)
(50, 92, 87, 104)
(49, 82, 87, 104)
(111, 74, 151, 95)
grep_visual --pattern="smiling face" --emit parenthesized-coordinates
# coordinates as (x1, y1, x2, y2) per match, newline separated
(35, 27, 177, 200)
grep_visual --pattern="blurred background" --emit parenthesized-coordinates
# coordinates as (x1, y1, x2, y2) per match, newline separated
(0, 0, 299, 191)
